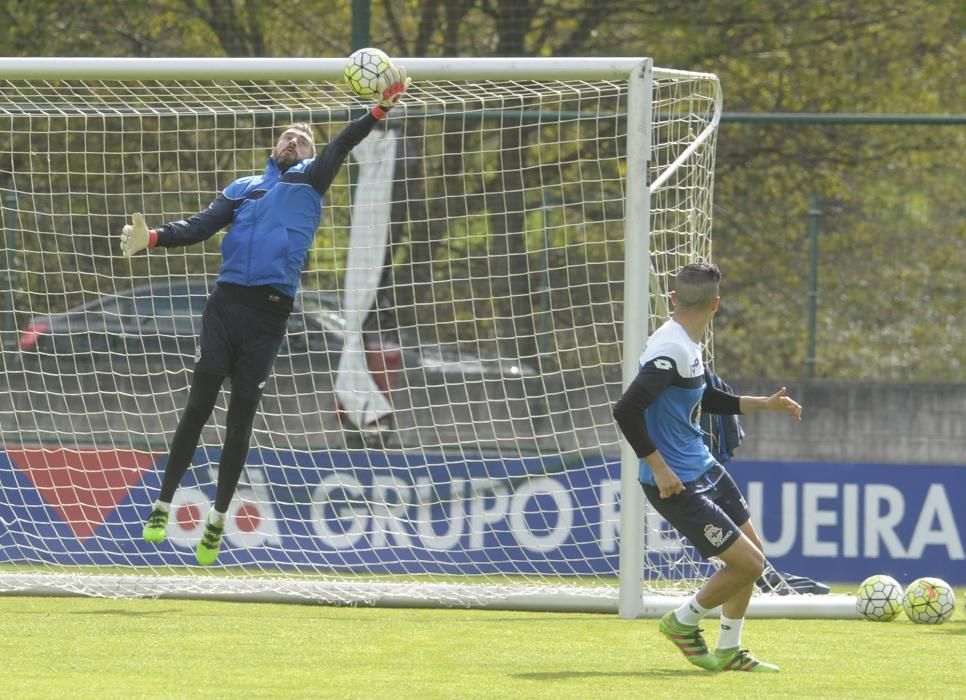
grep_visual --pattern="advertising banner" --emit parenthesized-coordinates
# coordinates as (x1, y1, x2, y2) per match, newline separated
(0, 446, 962, 584)
(730, 461, 965, 584)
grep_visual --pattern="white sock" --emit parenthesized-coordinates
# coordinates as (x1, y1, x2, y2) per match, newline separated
(674, 595, 710, 626)
(153, 500, 171, 513)
(208, 509, 226, 527)
(718, 615, 744, 650)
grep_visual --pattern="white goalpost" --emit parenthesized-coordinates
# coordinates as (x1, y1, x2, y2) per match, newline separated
(0, 57, 854, 617)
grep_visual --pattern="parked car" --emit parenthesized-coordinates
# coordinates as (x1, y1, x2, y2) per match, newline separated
(17, 280, 536, 379)
(17, 279, 337, 369)
(297, 288, 537, 379)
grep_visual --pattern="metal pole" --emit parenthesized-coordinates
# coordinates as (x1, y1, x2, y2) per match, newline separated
(0, 187, 19, 352)
(351, 0, 371, 51)
(535, 194, 553, 370)
(617, 59, 653, 620)
(805, 195, 821, 378)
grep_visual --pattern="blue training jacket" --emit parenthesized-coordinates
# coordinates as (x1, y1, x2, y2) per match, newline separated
(153, 111, 380, 299)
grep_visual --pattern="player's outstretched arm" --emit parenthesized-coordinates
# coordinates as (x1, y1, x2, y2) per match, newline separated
(740, 387, 802, 420)
(119, 196, 235, 257)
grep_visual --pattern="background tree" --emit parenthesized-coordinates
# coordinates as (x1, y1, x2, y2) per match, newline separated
(1, 0, 961, 380)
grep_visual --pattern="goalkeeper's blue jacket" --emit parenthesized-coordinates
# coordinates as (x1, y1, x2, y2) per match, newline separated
(153, 111, 380, 300)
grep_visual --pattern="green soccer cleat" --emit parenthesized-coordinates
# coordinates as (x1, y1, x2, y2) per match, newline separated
(142, 507, 169, 543)
(658, 610, 719, 671)
(715, 647, 780, 673)
(195, 519, 224, 566)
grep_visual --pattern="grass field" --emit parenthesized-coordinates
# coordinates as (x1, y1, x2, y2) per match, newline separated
(1, 591, 965, 699)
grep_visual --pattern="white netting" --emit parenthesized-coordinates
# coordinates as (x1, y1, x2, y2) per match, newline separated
(0, 60, 737, 611)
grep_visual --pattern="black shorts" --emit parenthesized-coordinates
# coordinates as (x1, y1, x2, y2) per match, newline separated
(195, 285, 289, 401)
(640, 463, 751, 559)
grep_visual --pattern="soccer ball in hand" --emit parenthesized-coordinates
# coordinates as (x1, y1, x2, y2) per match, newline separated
(855, 574, 903, 622)
(902, 576, 955, 624)
(344, 47, 392, 98)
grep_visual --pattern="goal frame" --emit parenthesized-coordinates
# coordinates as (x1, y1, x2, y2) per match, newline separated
(0, 56, 855, 619)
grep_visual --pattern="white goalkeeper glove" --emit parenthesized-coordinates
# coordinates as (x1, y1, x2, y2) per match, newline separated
(374, 64, 411, 110)
(120, 212, 151, 257)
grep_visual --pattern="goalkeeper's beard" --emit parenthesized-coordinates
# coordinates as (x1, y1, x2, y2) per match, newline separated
(273, 147, 299, 171)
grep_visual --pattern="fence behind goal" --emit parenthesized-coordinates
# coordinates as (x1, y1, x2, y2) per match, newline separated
(0, 57, 842, 616)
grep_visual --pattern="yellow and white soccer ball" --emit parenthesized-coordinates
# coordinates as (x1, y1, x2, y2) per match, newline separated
(344, 47, 392, 99)
(902, 576, 955, 624)
(855, 574, 903, 622)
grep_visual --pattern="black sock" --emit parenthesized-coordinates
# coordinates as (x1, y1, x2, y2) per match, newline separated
(157, 370, 223, 503)
(213, 393, 260, 514)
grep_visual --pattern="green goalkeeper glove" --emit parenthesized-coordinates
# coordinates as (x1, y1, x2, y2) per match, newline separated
(120, 212, 152, 257)
(374, 64, 411, 110)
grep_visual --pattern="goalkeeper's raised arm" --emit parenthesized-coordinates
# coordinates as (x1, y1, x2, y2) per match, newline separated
(307, 61, 411, 195)
(118, 58, 411, 259)
(126, 51, 411, 568)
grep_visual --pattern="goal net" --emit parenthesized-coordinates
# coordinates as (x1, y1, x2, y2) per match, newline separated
(0, 57, 845, 615)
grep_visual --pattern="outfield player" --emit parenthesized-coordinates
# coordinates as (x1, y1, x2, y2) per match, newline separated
(613, 262, 802, 673)
(119, 59, 411, 566)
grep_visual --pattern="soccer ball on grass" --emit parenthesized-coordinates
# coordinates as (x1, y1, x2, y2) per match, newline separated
(902, 576, 955, 624)
(855, 574, 903, 622)
(344, 47, 392, 98)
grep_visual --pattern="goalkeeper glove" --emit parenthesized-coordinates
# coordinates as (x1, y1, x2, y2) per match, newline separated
(371, 64, 411, 119)
(120, 212, 155, 257)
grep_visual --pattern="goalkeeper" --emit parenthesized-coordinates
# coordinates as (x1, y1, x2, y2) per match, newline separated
(613, 262, 802, 673)
(121, 58, 411, 566)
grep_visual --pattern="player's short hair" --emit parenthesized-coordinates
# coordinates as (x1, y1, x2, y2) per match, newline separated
(674, 262, 720, 309)
(281, 122, 316, 154)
